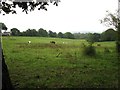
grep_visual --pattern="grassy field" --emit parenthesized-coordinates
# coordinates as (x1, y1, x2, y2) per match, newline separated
(2, 36, 118, 88)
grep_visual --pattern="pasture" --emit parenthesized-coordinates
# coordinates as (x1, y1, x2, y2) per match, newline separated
(2, 36, 118, 88)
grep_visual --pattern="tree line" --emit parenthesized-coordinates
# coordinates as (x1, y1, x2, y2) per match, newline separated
(10, 28, 75, 39)
(10, 27, 117, 42)
(74, 28, 117, 42)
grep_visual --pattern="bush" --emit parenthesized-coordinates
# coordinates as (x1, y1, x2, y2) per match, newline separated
(104, 47, 110, 53)
(82, 45, 96, 56)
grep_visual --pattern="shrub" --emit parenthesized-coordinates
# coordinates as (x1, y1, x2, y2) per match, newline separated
(82, 45, 96, 56)
(104, 47, 110, 53)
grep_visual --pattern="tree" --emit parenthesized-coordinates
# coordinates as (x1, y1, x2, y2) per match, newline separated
(86, 33, 95, 45)
(52, 32, 57, 37)
(25, 29, 38, 36)
(101, 11, 119, 29)
(48, 30, 57, 37)
(38, 28, 48, 37)
(11, 28, 20, 36)
(0, 0, 60, 15)
(0, 22, 7, 30)
(74, 33, 89, 39)
(83, 33, 97, 56)
(101, 10, 120, 53)
(101, 28, 116, 41)
(64, 32, 74, 39)
(93, 33, 101, 42)
(58, 32, 64, 38)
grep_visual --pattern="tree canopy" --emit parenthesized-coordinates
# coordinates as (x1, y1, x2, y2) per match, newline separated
(101, 28, 116, 41)
(64, 32, 74, 39)
(101, 10, 119, 29)
(0, 0, 60, 15)
(101, 10, 120, 53)
(0, 22, 7, 30)
(11, 28, 20, 36)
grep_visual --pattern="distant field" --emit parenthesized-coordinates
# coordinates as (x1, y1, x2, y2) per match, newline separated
(2, 36, 118, 88)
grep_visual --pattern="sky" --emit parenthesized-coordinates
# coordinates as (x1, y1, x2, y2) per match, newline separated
(0, 0, 118, 33)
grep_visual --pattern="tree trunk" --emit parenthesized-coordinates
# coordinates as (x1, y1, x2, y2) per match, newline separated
(117, 23, 120, 89)
(117, 23, 120, 55)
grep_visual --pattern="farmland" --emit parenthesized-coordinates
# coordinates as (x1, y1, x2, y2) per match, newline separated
(2, 36, 118, 88)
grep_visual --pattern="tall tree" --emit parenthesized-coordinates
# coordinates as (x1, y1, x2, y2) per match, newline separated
(93, 33, 101, 42)
(58, 32, 64, 38)
(64, 32, 74, 39)
(11, 28, 20, 36)
(0, 0, 60, 15)
(0, 22, 7, 30)
(48, 30, 57, 37)
(101, 28, 116, 41)
(101, 10, 120, 53)
(25, 29, 37, 36)
(86, 33, 95, 45)
(38, 28, 48, 37)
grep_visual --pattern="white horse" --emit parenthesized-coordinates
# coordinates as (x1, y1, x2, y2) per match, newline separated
(28, 41, 31, 44)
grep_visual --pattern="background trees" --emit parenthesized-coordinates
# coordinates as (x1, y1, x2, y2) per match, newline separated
(25, 29, 37, 36)
(101, 28, 116, 41)
(48, 30, 57, 37)
(58, 32, 64, 38)
(11, 28, 20, 36)
(101, 10, 120, 53)
(4, 25, 118, 41)
(38, 28, 48, 37)
(64, 32, 74, 39)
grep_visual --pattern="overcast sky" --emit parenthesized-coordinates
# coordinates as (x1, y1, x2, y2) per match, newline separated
(0, 0, 118, 33)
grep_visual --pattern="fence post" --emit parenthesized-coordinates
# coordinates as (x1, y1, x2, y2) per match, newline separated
(0, 24, 2, 90)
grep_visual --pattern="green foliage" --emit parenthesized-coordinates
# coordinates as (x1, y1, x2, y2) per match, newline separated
(38, 28, 48, 37)
(0, 0, 60, 15)
(86, 33, 95, 44)
(74, 33, 101, 42)
(93, 33, 101, 42)
(74, 33, 88, 39)
(101, 10, 120, 55)
(11, 28, 20, 36)
(82, 44, 96, 56)
(58, 32, 64, 38)
(116, 23, 120, 54)
(48, 30, 57, 37)
(7, 28, 76, 39)
(64, 32, 74, 39)
(0, 22, 7, 30)
(101, 11, 119, 29)
(24, 29, 38, 36)
(86, 33, 101, 43)
(104, 47, 110, 53)
(101, 28, 117, 41)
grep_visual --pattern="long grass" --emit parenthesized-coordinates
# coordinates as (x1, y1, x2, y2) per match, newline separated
(2, 36, 118, 88)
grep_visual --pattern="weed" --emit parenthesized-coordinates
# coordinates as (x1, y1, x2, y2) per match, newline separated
(82, 45, 96, 56)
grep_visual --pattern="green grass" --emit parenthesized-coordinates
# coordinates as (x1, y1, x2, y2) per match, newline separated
(2, 36, 118, 88)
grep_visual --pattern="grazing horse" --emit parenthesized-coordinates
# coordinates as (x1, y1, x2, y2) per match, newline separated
(50, 41, 55, 44)
(28, 41, 31, 44)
